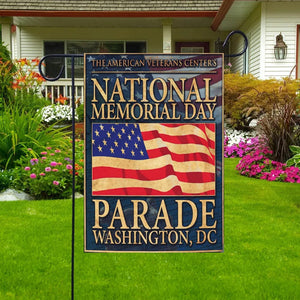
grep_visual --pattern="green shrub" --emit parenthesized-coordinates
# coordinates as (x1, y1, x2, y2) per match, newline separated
(0, 169, 13, 192)
(76, 103, 84, 122)
(224, 73, 259, 130)
(0, 41, 12, 62)
(286, 145, 300, 167)
(14, 91, 50, 114)
(0, 108, 69, 169)
(224, 74, 299, 131)
(0, 45, 14, 109)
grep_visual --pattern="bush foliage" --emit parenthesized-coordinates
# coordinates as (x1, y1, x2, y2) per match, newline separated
(224, 73, 299, 131)
(258, 89, 300, 162)
(0, 44, 15, 108)
(286, 145, 300, 167)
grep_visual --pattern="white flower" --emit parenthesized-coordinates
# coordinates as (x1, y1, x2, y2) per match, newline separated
(38, 105, 78, 123)
(225, 125, 256, 146)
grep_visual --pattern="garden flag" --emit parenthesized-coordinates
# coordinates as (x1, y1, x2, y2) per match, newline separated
(84, 54, 224, 252)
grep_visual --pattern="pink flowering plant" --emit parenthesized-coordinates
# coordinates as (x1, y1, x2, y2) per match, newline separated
(224, 136, 261, 158)
(225, 130, 300, 183)
(236, 148, 300, 183)
(13, 138, 84, 199)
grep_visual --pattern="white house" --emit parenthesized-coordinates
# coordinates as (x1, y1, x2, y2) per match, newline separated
(1, 0, 300, 102)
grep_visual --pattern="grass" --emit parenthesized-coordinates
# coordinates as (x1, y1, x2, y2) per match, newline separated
(0, 158, 299, 299)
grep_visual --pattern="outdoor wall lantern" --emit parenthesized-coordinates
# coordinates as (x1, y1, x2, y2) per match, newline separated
(274, 33, 287, 60)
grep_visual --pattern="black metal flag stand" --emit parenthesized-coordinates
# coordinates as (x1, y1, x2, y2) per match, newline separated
(37, 30, 247, 300)
(39, 54, 83, 300)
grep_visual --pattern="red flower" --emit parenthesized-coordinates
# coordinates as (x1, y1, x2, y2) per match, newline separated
(55, 94, 69, 104)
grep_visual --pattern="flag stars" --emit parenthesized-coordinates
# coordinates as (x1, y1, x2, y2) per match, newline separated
(93, 123, 148, 160)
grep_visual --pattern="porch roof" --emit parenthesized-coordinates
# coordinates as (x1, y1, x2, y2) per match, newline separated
(0, 1, 222, 17)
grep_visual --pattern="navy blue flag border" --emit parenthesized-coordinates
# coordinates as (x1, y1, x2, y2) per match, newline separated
(84, 53, 224, 253)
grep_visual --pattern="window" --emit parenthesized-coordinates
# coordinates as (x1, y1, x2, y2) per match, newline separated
(44, 40, 146, 78)
(44, 41, 65, 78)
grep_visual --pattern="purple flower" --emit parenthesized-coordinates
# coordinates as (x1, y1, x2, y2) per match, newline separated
(30, 173, 36, 179)
(66, 164, 73, 170)
(53, 181, 59, 186)
(24, 166, 30, 171)
(50, 161, 57, 167)
(45, 167, 51, 172)
(30, 158, 39, 165)
(41, 151, 47, 155)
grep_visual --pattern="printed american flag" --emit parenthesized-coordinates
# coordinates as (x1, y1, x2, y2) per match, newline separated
(92, 123, 215, 196)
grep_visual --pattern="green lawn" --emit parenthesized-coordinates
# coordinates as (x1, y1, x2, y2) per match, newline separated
(0, 158, 299, 300)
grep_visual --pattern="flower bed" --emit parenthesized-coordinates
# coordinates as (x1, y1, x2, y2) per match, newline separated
(13, 138, 84, 199)
(236, 149, 300, 183)
(225, 128, 300, 183)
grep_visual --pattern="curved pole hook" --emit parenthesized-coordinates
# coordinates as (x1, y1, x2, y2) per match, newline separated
(223, 30, 248, 58)
(38, 54, 83, 82)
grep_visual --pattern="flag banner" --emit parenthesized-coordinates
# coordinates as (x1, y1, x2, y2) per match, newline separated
(84, 54, 223, 252)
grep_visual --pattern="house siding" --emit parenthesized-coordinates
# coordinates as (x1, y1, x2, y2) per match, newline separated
(19, 26, 163, 59)
(263, 2, 300, 79)
(231, 4, 261, 77)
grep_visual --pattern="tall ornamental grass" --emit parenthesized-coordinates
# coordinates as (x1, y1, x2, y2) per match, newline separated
(0, 108, 69, 170)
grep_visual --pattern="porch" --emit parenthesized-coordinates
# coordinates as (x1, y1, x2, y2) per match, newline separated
(41, 79, 84, 107)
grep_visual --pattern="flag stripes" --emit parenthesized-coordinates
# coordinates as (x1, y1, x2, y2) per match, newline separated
(92, 123, 215, 196)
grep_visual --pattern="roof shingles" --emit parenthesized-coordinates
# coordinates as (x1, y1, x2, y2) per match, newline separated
(0, 0, 223, 11)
